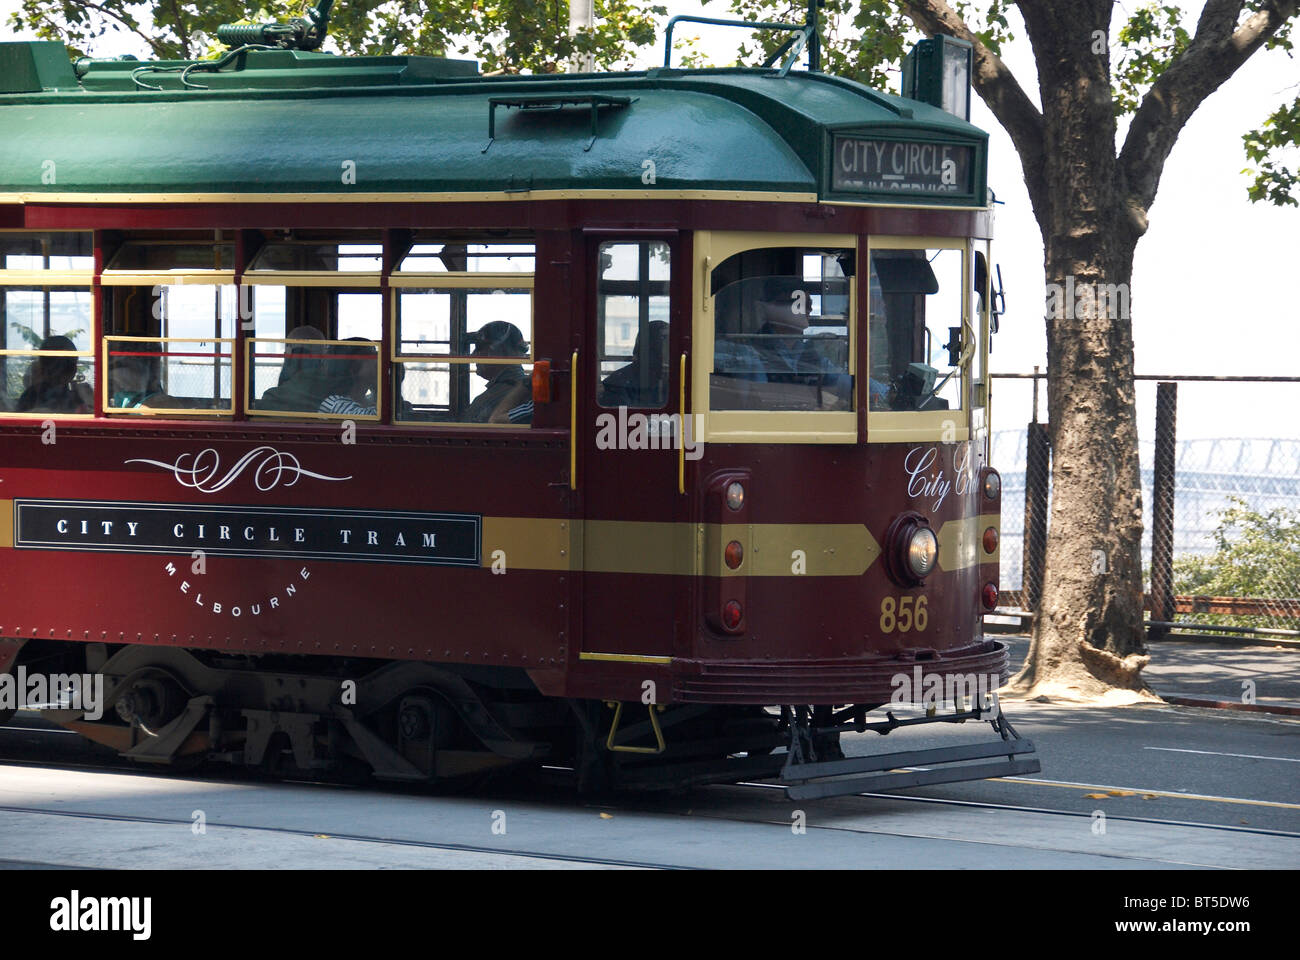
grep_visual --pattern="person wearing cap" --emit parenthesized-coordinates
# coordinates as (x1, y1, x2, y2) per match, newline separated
(464, 321, 530, 423)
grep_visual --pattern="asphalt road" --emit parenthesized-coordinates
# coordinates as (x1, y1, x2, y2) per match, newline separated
(0, 687, 1295, 869)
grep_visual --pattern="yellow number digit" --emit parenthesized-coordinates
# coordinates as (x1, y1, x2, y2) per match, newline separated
(879, 596, 896, 633)
(915, 595, 928, 631)
(898, 595, 913, 632)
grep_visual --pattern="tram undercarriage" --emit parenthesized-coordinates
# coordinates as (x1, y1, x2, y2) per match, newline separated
(6, 641, 1039, 799)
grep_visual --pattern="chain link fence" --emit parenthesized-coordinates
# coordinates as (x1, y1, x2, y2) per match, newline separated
(990, 374, 1300, 640)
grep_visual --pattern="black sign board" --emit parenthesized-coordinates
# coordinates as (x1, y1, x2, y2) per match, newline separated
(13, 499, 482, 567)
(831, 135, 974, 198)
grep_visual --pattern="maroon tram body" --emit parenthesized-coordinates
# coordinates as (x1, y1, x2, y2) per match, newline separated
(0, 36, 1037, 796)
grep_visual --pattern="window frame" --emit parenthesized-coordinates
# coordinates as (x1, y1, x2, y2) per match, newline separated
(595, 239, 673, 411)
(103, 334, 236, 417)
(389, 256, 535, 428)
(242, 253, 383, 422)
(864, 234, 973, 445)
(0, 231, 96, 419)
(694, 230, 859, 444)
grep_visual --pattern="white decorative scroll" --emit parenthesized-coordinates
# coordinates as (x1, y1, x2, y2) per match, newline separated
(125, 447, 351, 493)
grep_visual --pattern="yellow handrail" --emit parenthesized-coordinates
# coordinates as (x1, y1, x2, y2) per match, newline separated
(569, 349, 578, 490)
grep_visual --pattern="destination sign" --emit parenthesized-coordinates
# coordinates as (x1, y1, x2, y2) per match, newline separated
(831, 136, 974, 197)
(13, 499, 481, 567)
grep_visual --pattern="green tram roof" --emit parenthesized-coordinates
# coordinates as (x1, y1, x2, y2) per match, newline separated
(0, 41, 988, 205)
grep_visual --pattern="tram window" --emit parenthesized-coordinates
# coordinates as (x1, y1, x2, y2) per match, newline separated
(392, 287, 532, 424)
(0, 232, 93, 271)
(246, 285, 382, 418)
(868, 248, 964, 412)
(102, 284, 234, 413)
(972, 247, 988, 406)
(106, 241, 235, 271)
(246, 242, 382, 273)
(596, 242, 670, 409)
(0, 287, 93, 414)
(710, 247, 852, 412)
(397, 242, 535, 274)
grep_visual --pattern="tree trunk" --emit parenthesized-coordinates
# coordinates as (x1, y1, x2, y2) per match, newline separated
(1006, 239, 1153, 700)
(1005, 3, 1153, 701)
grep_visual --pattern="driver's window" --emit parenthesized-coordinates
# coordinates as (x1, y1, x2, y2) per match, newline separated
(710, 246, 854, 411)
(867, 247, 964, 412)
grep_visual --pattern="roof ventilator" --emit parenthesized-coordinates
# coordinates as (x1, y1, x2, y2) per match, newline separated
(481, 95, 637, 153)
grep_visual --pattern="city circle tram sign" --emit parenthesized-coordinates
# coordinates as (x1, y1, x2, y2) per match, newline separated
(830, 135, 976, 201)
(12, 499, 481, 567)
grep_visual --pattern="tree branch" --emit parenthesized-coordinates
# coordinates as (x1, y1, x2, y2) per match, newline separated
(1118, 0, 1300, 238)
(61, 0, 172, 59)
(899, 0, 1047, 212)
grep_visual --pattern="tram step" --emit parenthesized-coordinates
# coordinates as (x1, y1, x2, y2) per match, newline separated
(780, 738, 1040, 801)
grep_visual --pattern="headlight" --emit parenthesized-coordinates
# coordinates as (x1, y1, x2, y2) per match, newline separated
(725, 481, 745, 512)
(982, 470, 1001, 500)
(907, 527, 938, 578)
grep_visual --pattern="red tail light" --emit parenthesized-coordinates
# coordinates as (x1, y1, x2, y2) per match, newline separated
(982, 527, 999, 554)
(981, 583, 999, 610)
(722, 600, 743, 630)
(724, 540, 744, 570)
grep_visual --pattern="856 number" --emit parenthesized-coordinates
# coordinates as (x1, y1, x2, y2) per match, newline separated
(880, 595, 928, 633)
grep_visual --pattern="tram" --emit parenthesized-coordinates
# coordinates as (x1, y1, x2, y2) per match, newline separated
(0, 4, 1038, 798)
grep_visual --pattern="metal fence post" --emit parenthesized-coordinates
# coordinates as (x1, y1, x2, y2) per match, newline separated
(1149, 381, 1178, 641)
(1022, 368, 1050, 613)
(1023, 421, 1050, 612)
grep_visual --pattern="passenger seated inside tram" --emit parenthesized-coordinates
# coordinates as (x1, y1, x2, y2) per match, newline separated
(256, 324, 332, 411)
(279, 325, 326, 386)
(108, 348, 161, 408)
(465, 321, 531, 424)
(752, 294, 854, 409)
(318, 338, 378, 416)
(599, 320, 669, 408)
(15, 335, 92, 414)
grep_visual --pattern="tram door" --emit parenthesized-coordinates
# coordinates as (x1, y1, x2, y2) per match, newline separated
(580, 233, 691, 664)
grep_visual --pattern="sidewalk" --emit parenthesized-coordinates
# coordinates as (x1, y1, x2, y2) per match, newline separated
(1002, 635, 1300, 714)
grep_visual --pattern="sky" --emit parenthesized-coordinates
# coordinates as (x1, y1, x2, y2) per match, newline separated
(3, 0, 1297, 441)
